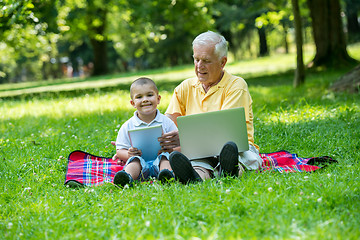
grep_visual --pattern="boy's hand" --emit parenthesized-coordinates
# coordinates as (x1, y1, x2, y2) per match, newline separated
(128, 147, 141, 157)
(112, 153, 126, 165)
(117, 158, 126, 166)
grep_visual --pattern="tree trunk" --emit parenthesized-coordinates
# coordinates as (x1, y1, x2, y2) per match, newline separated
(345, 0, 360, 42)
(330, 64, 360, 93)
(307, 0, 356, 68)
(346, 11, 360, 35)
(257, 27, 268, 57)
(292, 0, 305, 87)
(283, 22, 289, 54)
(90, 39, 108, 76)
(86, 2, 108, 76)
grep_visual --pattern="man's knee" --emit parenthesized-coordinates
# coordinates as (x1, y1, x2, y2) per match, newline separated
(194, 166, 212, 180)
(238, 163, 245, 177)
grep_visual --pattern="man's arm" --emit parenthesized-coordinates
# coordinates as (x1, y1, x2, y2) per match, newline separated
(165, 113, 181, 127)
(221, 86, 255, 147)
(157, 113, 182, 152)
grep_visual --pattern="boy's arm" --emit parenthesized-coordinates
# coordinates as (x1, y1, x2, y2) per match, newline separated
(113, 148, 142, 165)
(112, 148, 129, 165)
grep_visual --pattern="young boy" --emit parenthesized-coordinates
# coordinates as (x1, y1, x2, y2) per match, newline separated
(113, 77, 178, 187)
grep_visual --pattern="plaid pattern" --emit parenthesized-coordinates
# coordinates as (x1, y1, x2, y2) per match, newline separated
(64, 150, 124, 187)
(260, 150, 331, 173)
(65, 150, 336, 187)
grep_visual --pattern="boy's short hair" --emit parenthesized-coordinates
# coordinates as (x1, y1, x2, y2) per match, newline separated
(130, 77, 159, 99)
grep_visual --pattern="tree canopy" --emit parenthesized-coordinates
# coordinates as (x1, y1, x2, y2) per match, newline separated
(0, 0, 359, 83)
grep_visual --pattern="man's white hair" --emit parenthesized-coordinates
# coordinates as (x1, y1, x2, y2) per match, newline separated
(192, 31, 228, 59)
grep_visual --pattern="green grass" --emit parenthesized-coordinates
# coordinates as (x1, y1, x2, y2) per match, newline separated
(1, 47, 360, 239)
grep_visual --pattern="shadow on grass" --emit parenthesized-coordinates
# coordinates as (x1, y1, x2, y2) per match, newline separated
(246, 70, 294, 87)
(0, 79, 185, 101)
(0, 71, 294, 101)
(0, 66, 356, 101)
(243, 66, 357, 88)
(0, 64, 193, 93)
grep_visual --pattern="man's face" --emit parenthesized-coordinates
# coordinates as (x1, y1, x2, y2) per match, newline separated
(193, 44, 227, 86)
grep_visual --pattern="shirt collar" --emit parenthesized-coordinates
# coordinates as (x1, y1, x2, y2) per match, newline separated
(133, 109, 162, 127)
(192, 70, 229, 90)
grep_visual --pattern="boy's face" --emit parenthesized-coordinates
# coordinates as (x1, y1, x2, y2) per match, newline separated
(130, 83, 160, 117)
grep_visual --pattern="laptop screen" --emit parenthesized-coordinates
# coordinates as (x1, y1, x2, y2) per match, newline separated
(177, 107, 249, 160)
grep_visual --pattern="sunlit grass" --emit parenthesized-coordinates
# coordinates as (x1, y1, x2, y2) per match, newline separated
(348, 42, 360, 59)
(259, 103, 359, 124)
(0, 91, 173, 120)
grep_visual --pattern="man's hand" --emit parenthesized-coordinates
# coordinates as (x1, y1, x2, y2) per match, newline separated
(158, 130, 180, 152)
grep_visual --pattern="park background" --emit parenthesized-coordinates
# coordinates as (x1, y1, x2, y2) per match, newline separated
(1, 0, 360, 239)
(1, 0, 359, 84)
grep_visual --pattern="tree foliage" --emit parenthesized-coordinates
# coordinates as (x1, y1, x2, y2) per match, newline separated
(0, 0, 61, 81)
(0, 0, 358, 83)
(123, 0, 213, 68)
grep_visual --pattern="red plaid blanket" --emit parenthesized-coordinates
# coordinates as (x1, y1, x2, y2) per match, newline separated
(65, 150, 336, 187)
(260, 150, 336, 173)
(64, 150, 124, 187)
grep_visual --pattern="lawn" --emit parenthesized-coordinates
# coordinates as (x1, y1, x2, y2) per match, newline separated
(0, 47, 360, 239)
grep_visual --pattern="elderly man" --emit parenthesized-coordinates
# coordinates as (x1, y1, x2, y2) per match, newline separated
(159, 31, 262, 183)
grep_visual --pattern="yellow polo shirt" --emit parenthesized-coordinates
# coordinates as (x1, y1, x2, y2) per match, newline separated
(166, 70, 258, 149)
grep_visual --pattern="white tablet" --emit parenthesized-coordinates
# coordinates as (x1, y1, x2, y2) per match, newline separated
(128, 124, 163, 161)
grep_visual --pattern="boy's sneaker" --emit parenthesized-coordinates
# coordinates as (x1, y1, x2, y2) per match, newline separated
(65, 180, 84, 189)
(219, 141, 239, 177)
(169, 151, 202, 184)
(157, 169, 175, 183)
(113, 170, 133, 187)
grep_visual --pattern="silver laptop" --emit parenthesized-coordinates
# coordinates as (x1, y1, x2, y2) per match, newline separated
(177, 107, 249, 160)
